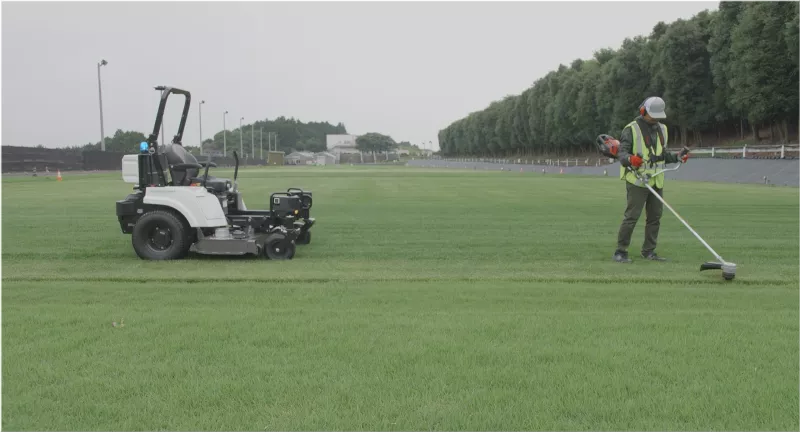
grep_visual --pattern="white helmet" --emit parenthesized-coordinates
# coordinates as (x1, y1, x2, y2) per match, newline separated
(640, 96, 666, 119)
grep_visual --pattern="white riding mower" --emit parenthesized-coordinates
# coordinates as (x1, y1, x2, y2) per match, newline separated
(115, 86, 314, 260)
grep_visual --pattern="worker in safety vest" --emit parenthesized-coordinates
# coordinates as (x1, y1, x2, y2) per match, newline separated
(613, 96, 689, 263)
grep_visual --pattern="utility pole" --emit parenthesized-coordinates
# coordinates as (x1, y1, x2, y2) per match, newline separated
(199, 100, 205, 155)
(223, 111, 228, 156)
(97, 59, 108, 151)
(239, 117, 244, 157)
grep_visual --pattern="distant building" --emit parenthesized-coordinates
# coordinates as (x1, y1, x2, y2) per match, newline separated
(326, 134, 358, 150)
(316, 152, 337, 165)
(326, 134, 362, 162)
(285, 151, 316, 165)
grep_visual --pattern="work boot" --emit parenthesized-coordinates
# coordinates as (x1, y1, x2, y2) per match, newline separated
(613, 250, 631, 263)
(641, 251, 667, 261)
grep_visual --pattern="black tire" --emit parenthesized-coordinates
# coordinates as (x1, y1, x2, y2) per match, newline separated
(131, 210, 189, 260)
(263, 232, 296, 260)
(297, 231, 311, 245)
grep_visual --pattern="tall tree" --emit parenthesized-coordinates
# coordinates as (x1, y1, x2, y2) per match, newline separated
(437, 3, 799, 157)
(660, 16, 715, 146)
(729, 1, 798, 142)
(786, 2, 800, 141)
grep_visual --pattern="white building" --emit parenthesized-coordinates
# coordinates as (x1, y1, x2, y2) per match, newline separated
(316, 152, 337, 165)
(285, 151, 316, 165)
(326, 134, 361, 162)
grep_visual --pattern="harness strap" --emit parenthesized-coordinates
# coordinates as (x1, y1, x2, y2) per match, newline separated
(635, 118, 665, 167)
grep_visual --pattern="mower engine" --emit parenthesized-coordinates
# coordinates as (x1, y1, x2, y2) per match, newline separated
(270, 192, 305, 219)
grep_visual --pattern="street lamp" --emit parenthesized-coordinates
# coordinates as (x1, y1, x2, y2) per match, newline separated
(97, 59, 108, 151)
(223, 111, 228, 156)
(199, 100, 205, 155)
(239, 117, 244, 157)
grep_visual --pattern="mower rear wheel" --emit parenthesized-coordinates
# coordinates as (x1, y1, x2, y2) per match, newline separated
(131, 210, 189, 260)
(263, 233, 296, 260)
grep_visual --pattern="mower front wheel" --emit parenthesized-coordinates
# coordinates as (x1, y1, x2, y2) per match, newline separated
(263, 233, 296, 260)
(131, 210, 190, 260)
(297, 231, 311, 245)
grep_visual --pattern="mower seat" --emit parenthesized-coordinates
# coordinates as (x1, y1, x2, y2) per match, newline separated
(162, 143, 200, 186)
(190, 176, 231, 194)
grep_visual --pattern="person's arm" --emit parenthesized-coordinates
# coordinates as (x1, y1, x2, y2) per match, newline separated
(617, 125, 633, 166)
(664, 143, 690, 164)
(664, 150, 681, 164)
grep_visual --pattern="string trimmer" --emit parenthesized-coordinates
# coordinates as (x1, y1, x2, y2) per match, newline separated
(595, 134, 736, 281)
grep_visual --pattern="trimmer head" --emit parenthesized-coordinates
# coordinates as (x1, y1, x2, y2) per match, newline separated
(700, 261, 737, 281)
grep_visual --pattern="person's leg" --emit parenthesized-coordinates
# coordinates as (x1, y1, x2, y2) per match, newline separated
(615, 182, 648, 261)
(642, 186, 665, 259)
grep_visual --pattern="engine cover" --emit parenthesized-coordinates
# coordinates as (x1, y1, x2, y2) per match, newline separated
(270, 194, 302, 218)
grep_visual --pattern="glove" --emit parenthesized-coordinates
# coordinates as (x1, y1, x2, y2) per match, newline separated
(678, 147, 690, 163)
(628, 155, 643, 168)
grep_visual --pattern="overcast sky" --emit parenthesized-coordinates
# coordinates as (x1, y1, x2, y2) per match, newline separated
(3, 1, 718, 150)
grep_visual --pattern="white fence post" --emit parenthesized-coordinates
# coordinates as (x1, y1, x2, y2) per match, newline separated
(781, 145, 785, 159)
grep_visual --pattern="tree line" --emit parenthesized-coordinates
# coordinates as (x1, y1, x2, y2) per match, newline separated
(68, 117, 349, 157)
(437, 1, 799, 158)
(204, 116, 347, 156)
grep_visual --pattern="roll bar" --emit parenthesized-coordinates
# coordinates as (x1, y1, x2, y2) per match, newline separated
(140, 86, 192, 187)
(148, 86, 191, 152)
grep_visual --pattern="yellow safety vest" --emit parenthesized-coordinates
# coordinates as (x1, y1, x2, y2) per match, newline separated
(619, 120, 668, 188)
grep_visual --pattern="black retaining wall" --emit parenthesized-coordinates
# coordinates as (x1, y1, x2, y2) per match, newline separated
(2, 146, 269, 172)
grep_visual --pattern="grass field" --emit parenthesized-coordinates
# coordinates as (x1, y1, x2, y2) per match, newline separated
(2, 165, 798, 431)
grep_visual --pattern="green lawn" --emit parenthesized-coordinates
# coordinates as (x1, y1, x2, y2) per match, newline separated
(3, 165, 798, 431)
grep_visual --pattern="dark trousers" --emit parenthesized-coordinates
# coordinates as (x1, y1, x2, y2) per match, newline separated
(617, 182, 663, 254)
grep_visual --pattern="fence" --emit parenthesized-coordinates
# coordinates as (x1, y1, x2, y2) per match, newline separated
(2, 146, 84, 172)
(2, 146, 408, 173)
(433, 144, 800, 167)
(2, 146, 271, 173)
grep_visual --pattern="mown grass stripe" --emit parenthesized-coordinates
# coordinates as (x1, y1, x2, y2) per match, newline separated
(3, 275, 793, 287)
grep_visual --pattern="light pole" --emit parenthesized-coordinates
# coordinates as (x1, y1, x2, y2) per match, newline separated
(239, 117, 244, 157)
(97, 59, 108, 151)
(223, 111, 228, 156)
(251, 124, 255, 160)
(199, 100, 205, 155)
(260, 128, 263, 159)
